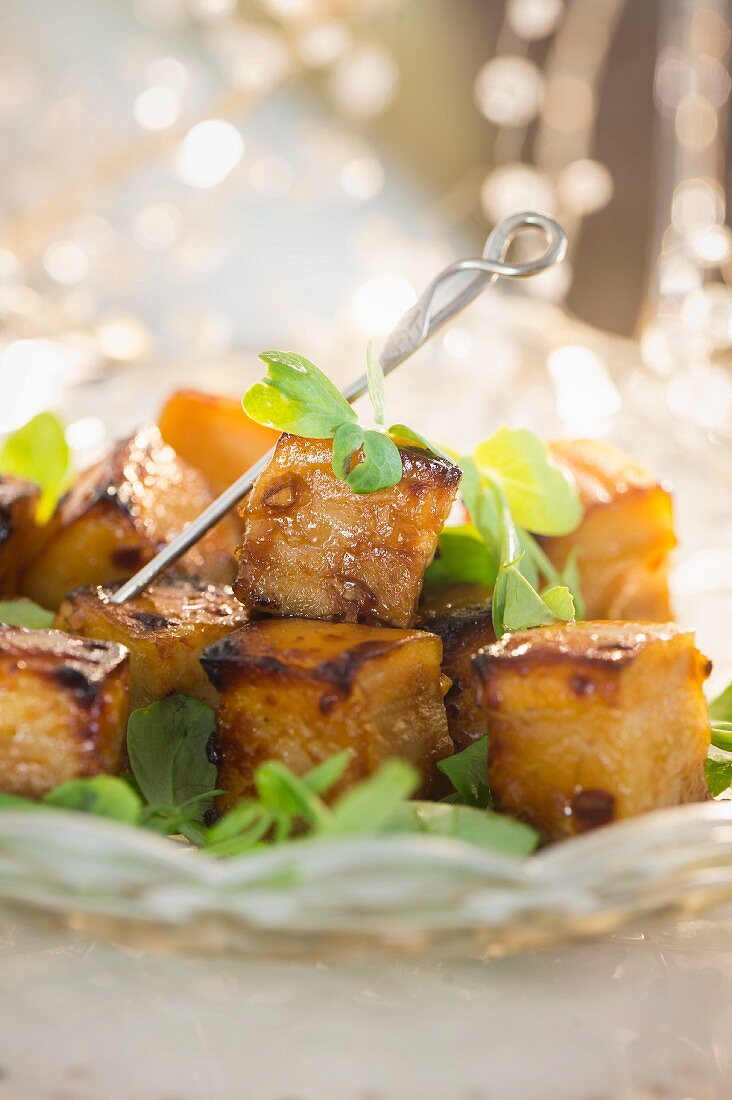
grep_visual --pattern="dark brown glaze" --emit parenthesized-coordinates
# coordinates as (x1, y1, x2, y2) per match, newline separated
(21, 427, 239, 609)
(569, 789, 616, 830)
(234, 433, 461, 628)
(0, 626, 128, 703)
(129, 610, 173, 631)
(111, 545, 146, 571)
(417, 601, 494, 752)
(474, 621, 686, 679)
(59, 577, 247, 640)
(201, 619, 438, 695)
(0, 504, 12, 548)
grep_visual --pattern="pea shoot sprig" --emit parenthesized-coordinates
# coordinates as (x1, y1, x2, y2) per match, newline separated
(0, 411, 72, 522)
(427, 428, 584, 637)
(242, 346, 444, 495)
(243, 346, 582, 636)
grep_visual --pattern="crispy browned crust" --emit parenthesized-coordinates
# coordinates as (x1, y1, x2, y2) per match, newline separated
(417, 601, 494, 752)
(21, 427, 239, 608)
(201, 618, 432, 694)
(475, 620, 684, 674)
(472, 620, 711, 841)
(202, 618, 453, 811)
(56, 576, 247, 708)
(234, 434, 461, 628)
(0, 626, 130, 797)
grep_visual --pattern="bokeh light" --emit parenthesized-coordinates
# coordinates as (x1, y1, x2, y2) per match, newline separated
(474, 55, 544, 127)
(177, 120, 245, 187)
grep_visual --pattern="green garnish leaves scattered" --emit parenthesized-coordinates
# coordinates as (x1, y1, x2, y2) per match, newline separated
(704, 682, 732, 794)
(705, 757, 732, 798)
(388, 801, 538, 856)
(710, 682, 732, 723)
(0, 599, 55, 629)
(437, 736, 491, 808)
(366, 340, 386, 428)
(321, 759, 420, 837)
(489, 480, 576, 638)
(711, 721, 732, 752)
(126, 695, 218, 832)
(242, 346, 457, 495)
(387, 424, 454, 464)
(243, 350, 356, 439)
(44, 777, 143, 823)
(344, 431, 403, 494)
(0, 412, 71, 522)
(473, 427, 582, 537)
(332, 422, 366, 479)
(424, 525, 498, 591)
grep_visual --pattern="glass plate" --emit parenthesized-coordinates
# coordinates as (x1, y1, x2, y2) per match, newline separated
(3, 295, 731, 959)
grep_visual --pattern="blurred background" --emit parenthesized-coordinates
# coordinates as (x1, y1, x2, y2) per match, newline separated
(0, 0, 730, 453)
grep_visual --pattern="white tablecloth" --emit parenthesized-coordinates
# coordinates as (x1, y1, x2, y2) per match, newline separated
(1, 913, 730, 1100)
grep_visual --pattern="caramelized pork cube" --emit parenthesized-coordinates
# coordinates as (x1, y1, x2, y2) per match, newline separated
(159, 388, 279, 496)
(201, 618, 453, 812)
(0, 475, 40, 596)
(472, 621, 711, 842)
(21, 426, 239, 609)
(418, 589, 494, 753)
(235, 434, 461, 627)
(0, 626, 129, 798)
(542, 440, 676, 621)
(55, 577, 248, 709)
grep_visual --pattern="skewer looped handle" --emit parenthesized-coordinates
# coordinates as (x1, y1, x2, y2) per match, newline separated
(111, 211, 566, 605)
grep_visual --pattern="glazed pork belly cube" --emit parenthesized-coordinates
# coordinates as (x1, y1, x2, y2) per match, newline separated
(0, 475, 40, 596)
(22, 426, 239, 609)
(542, 439, 676, 621)
(55, 577, 248, 709)
(418, 586, 494, 753)
(201, 618, 454, 812)
(472, 621, 711, 842)
(0, 626, 129, 798)
(235, 433, 461, 628)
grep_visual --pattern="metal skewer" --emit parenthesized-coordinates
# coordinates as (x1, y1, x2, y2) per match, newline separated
(111, 210, 567, 605)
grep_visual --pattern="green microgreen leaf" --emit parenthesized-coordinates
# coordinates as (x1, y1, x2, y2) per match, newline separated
(43, 777, 143, 823)
(300, 750, 351, 795)
(458, 456, 502, 563)
(387, 424, 455, 464)
(387, 801, 539, 856)
(242, 350, 357, 438)
(711, 722, 732, 752)
(0, 599, 55, 629)
(541, 585, 576, 621)
(710, 683, 732, 723)
(332, 422, 365, 480)
(424, 525, 499, 591)
(0, 794, 37, 812)
(488, 480, 575, 638)
(0, 412, 71, 522)
(319, 759, 420, 837)
(705, 756, 732, 798)
(255, 760, 332, 831)
(343, 430, 403, 494)
(519, 532, 585, 620)
(365, 341, 386, 428)
(126, 696, 218, 822)
(437, 736, 491, 808)
(473, 427, 582, 537)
